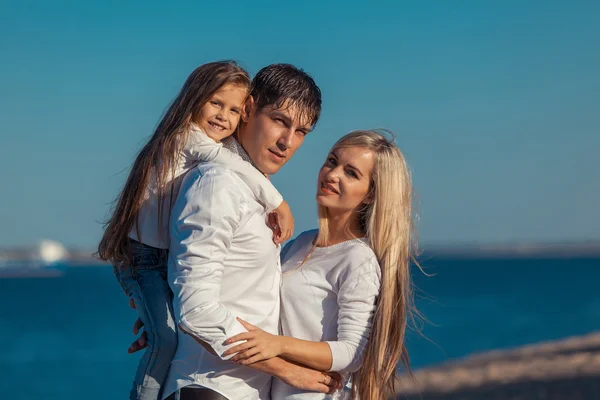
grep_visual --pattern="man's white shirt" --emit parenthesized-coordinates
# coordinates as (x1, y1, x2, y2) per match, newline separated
(162, 143, 281, 400)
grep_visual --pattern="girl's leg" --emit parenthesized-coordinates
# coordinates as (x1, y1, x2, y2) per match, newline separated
(132, 264, 178, 400)
(115, 243, 177, 400)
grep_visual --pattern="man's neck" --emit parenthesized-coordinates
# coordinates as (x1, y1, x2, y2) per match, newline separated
(225, 134, 267, 177)
(222, 136, 252, 163)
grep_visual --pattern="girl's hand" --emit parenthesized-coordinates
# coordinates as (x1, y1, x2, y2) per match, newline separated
(222, 318, 284, 364)
(269, 200, 294, 244)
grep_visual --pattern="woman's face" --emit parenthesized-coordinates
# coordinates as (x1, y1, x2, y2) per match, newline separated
(316, 146, 375, 214)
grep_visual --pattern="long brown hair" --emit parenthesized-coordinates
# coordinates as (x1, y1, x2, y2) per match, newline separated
(97, 61, 250, 265)
(314, 130, 420, 399)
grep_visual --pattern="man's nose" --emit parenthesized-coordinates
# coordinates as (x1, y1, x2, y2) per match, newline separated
(276, 129, 294, 151)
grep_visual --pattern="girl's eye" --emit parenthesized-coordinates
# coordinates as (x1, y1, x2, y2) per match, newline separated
(346, 170, 357, 178)
(211, 100, 220, 106)
(327, 157, 336, 165)
(231, 109, 240, 115)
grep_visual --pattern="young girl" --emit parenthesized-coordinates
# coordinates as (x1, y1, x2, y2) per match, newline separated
(222, 130, 420, 399)
(97, 60, 293, 400)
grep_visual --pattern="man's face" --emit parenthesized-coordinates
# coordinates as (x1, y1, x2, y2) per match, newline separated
(238, 97, 313, 175)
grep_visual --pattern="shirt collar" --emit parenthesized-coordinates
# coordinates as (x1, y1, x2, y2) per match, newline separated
(222, 136, 259, 170)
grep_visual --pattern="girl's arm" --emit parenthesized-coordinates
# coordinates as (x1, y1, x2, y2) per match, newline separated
(186, 131, 294, 242)
(185, 131, 283, 211)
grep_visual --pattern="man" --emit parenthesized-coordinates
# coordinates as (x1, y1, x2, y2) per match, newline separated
(156, 64, 338, 399)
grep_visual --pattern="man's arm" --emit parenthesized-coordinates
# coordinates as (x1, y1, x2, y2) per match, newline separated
(181, 328, 341, 394)
(249, 357, 341, 394)
(129, 322, 341, 394)
(169, 167, 249, 358)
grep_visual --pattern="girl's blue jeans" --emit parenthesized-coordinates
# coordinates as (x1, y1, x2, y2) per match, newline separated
(114, 240, 177, 400)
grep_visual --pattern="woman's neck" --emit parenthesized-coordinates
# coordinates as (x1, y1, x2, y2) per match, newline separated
(319, 209, 364, 246)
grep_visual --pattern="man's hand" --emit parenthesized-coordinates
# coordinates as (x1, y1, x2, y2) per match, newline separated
(128, 329, 147, 354)
(280, 364, 343, 394)
(127, 298, 147, 354)
(269, 200, 294, 244)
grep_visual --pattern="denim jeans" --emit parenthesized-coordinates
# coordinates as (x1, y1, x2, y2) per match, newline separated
(114, 240, 177, 400)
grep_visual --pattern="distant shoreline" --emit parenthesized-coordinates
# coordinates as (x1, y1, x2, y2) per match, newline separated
(420, 241, 600, 259)
(2, 241, 600, 265)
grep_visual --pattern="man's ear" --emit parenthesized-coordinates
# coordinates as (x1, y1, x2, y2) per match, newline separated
(242, 95, 255, 123)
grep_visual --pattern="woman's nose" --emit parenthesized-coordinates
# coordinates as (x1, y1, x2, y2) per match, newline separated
(325, 167, 341, 181)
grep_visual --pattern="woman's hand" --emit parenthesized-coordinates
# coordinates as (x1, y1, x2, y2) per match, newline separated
(222, 318, 284, 364)
(269, 200, 294, 244)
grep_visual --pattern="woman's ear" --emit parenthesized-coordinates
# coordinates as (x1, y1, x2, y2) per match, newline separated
(242, 96, 255, 123)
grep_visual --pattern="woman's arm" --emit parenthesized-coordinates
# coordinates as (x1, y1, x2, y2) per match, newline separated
(325, 268, 380, 373)
(222, 319, 334, 371)
(224, 261, 380, 373)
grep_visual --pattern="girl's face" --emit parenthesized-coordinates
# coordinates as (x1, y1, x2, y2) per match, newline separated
(196, 83, 248, 142)
(316, 146, 375, 214)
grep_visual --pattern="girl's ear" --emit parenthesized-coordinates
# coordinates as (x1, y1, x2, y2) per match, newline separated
(242, 96, 255, 123)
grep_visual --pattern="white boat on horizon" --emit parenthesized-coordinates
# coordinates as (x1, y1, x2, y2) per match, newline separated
(0, 240, 69, 278)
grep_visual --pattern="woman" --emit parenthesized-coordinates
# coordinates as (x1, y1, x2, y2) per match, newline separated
(223, 130, 419, 399)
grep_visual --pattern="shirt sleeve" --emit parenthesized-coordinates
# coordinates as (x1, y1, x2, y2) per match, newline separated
(326, 256, 381, 373)
(185, 132, 283, 212)
(168, 167, 248, 359)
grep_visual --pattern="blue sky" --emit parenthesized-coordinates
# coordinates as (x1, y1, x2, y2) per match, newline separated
(0, 1, 598, 248)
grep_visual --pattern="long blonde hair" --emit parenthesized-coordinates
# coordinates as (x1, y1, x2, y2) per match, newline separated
(97, 61, 250, 265)
(314, 130, 419, 399)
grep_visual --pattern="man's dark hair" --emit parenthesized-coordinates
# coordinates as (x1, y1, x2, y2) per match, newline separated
(250, 64, 322, 129)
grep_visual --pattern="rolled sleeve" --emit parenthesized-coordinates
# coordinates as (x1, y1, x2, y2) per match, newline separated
(169, 167, 248, 359)
(326, 262, 381, 373)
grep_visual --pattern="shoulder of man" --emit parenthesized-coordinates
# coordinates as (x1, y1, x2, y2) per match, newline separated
(185, 162, 248, 189)
(175, 162, 250, 206)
